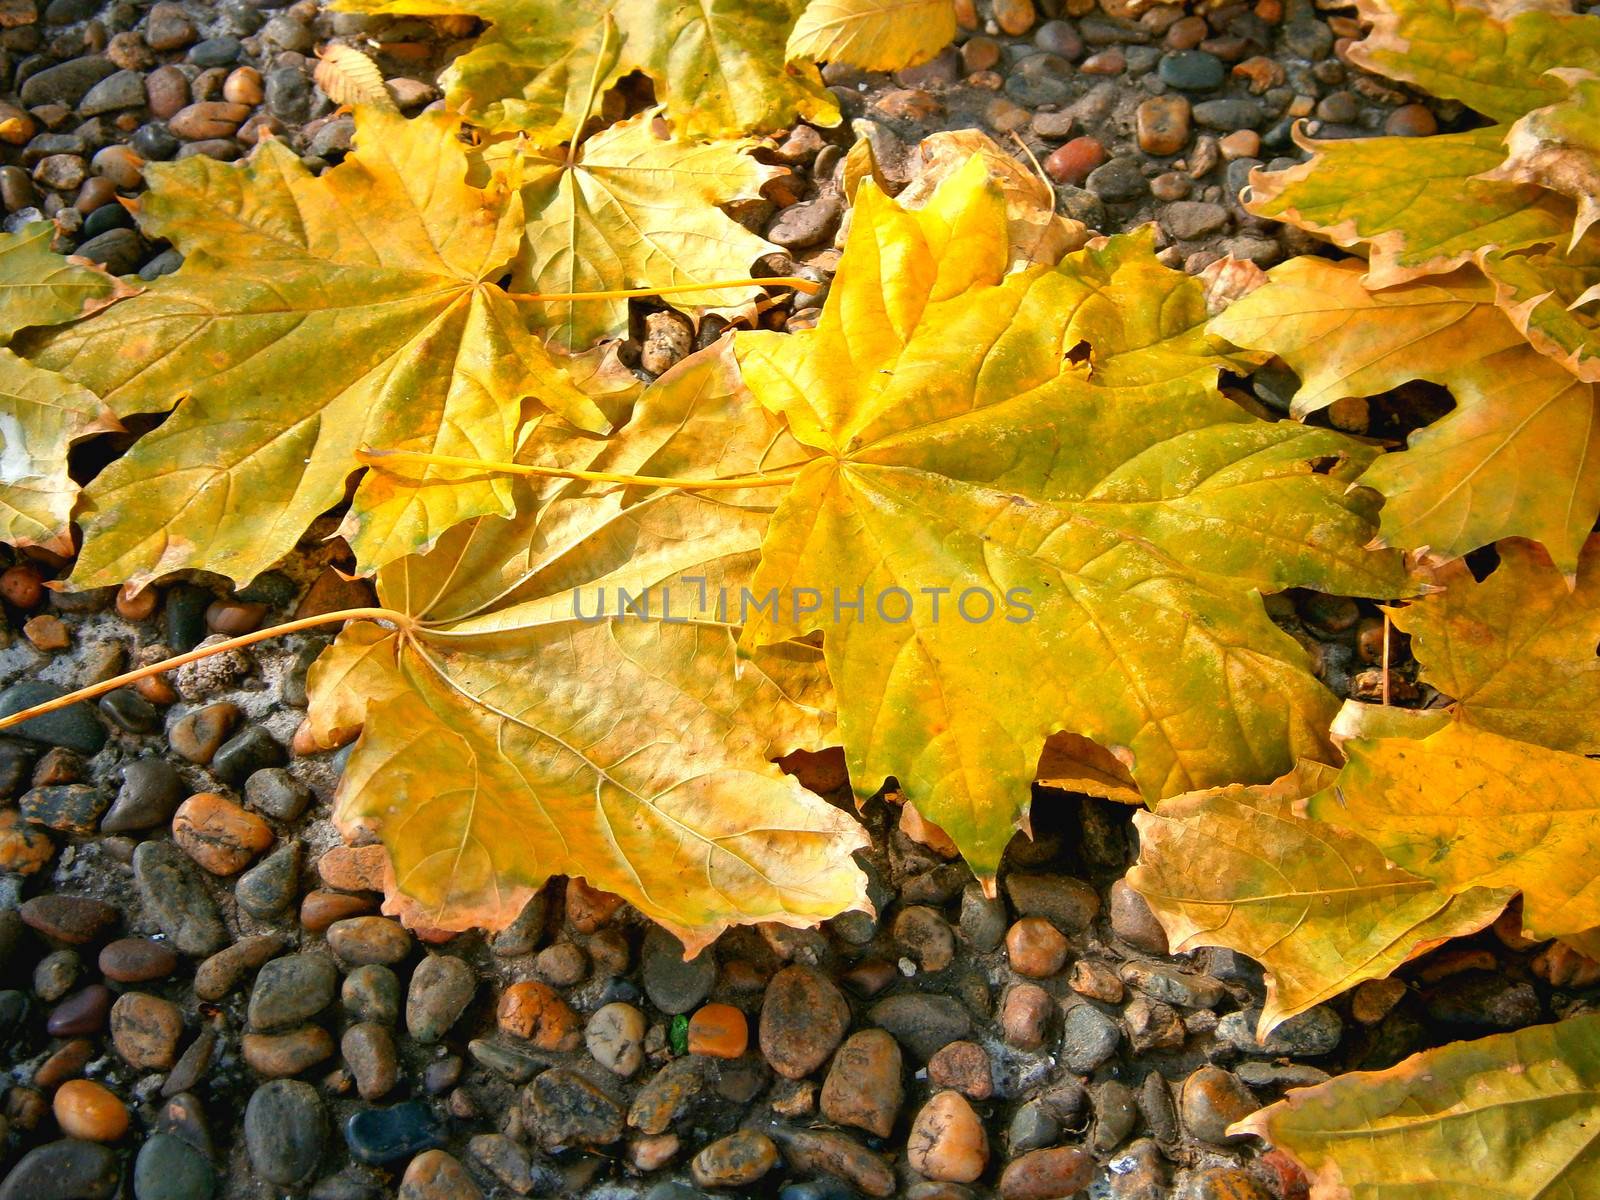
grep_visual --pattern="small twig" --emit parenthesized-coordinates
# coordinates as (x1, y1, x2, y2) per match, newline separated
(0, 607, 412, 733)
(504, 276, 821, 303)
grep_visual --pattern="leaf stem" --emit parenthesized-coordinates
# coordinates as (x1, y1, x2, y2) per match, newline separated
(505, 276, 821, 303)
(356, 448, 804, 491)
(0, 606, 412, 733)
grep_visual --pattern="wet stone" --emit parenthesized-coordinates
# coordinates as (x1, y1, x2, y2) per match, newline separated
(908, 1090, 987, 1183)
(1179, 1066, 1257, 1144)
(168, 703, 239, 764)
(1005, 53, 1074, 106)
(959, 882, 1006, 951)
(400, 1150, 480, 1200)
(212, 727, 286, 786)
(133, 1133, 216, 1200)
(776, 1129, 896, 1198)
(99, 688, 160, 734)
(1061, 1001, 1122, 1072)
(245, 1080, 325, 1187)
(821, 1028, 904, 1137)
(1121, 961, 1226, 1008)
(243, 771, 308, 825)
(525, 1068, 625, 1148)
(0, 681, 107, 753)
(242, 1026, 336, 1076)
(110, 991, 183, 1069)
(628, 1056, 706, 1135)
(249, 953, 338, 1030)
(195, 933, 287, 1000)
(34, 949, 81, 1001)
(1008, 1100, 1060, 1154)
(587, 1001, 647, 1075)
(1086, 156, 1148, 202)
(1217, 1005, 1342, 1057)
(642, 926, 715, 1015)
(21, 894, 118, 944)
(869, 992, 972, 1060)
(760, 964, 850, 1079)
(343, 964, 402, 1025)
(1158, 50, 1225, 90)
(1000, 1147, 1094, 1200)
(407, 954, 474, 1043)
(343, 1023, 399, 1100)
(20, 57, 117, 107)
(48, 983, 113, 1035)
(693, 1131, 779, 1188)
(328, 916, 411, 965)
(0, 1138, 120, 1200)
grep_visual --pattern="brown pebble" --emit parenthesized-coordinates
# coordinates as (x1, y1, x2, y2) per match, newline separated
(110, 991, 184, 1069)
(23, 614, 69, 650)
(400, 1149, 482, 1200)
(928, 1040, 992, 1100)
(565, 878, 625, 931)
(1385, 102, 1437, 137)
(173, 791, 274, 875)
(168, 100, 250, 140)
(205, 598, 266, 635)
(0, 564, 44, 607)
(907, 1091, 988, 1183)
(169, 702, 239, 763)
(1219, 129, 1261, 160)
(100, 937, 179, 983)
(999, 1146, 1095, 1200)
(145, 66, 190, 118)
(21, 894, 119, 944)
(781, 1129, 896, 1197)
(1351, 977, 1408, 1023)
(760, 965, 850, 1080)
(222, 66, 264, 106)
(194, 932, 288, 1001)
(1005, 917, 1069, 978)
(1044, 136, 1106, 185)
(1000, 983, 1053, 1050)
(0, 810, 54, 875)
(1069, 958, 1124, 1003)
(47, 984, 112, 1036)
(342, 1021, 399, 1099)
(114, 583, 157, 619)
(300, 889, 377, 931)
(820, 1029, 904, 1137)
(53, 1079, 128, 1142)
(317, 843, 387, 891)
(34, 1038, 94, 1088)
(1137, 94, 1192, 156)
(687, 1003, 748, 1059)
(242, 1025, 336, 1077)
(692, 1130, 779, 1188)
(994, 0, 1036, 35)
(327, 916, 412, 965)
(497, 980, 581, 1050)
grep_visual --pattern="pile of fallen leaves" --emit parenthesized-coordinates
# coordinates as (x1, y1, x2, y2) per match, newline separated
(2, 0, 1599, 1194)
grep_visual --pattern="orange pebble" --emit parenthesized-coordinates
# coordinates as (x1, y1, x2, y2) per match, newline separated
(688, 1003, 748, 1059)
(53, 1079, 129, 1142)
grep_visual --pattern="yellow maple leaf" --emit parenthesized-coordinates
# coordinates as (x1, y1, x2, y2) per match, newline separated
(309, 344, 868, 949)
(18, 107, 606, 590)
(506, 110, 786, 350)
(1393, 537, 1600, 751)
(1211, 255, 1600, 573)
(1235, 1013, 1600, 1200)
(1310, 722, 1600, 940)
(728, 157, 1412, 883)
(1130, 765, 1509, 1034)
(786, 0, 957, 72)
(0, 222, 128, 551)
(332, 0, 838, 142)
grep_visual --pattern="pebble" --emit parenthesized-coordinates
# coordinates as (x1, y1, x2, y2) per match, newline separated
(1044, 136, 1105, 186)
(760, 965, 850, 1079)
(1351, 977, 1407, 1024)
(1121, 961, 1226, 1008)
(642, 927, 716, 1014)
(999, 1147, 1094, 1200)
(498, 979, 580, 1051)
(344, 1099, 443, 1165)
(103, 759, 183, 833)
(687, 1002, 748, 1059)
(406, 955, 474, 1042)
(1217, 1005, 1342, 1056)
(820, 1028, 904, 1136)
(48, 983, 112, 1036)
(195, 933, 287, 1000)
(99, 689, 160, 734)
(168, 702, 239, 763)
(249, 953, 338, 1030)
(302, 890, 376, 931)
(212, 727, 285, 786)
(692, 1130, 779, 1188)
(768, 195, 842, 250)
(242, 1026, 336, 1076)
(236, 841, 300, 917)
(1179, 1066, 1258, 1144)
(959, 883, 1006, 951)
(133, 1133, 216, 1200)
(1181, 1167, 1273, 1199)
(1161, 199, 1230, 239)
(245, 769, 311, 821)
(110, 991, 183, 1069)
(1092, 1080, 1139, 1153)
(80, 69, 147, 116)
(526, 1068, 625, 1147)
(1159, 50, 1225, 90)
(163, 1024, 218, 1098)
(246, 1080, 325, 1187)
(908, 1091, 987, 1183)
(586, 1001, 647, 1075)
(535, 940, 588, 985)
(1425, 973, 1541, 1030)
(1108, 881, 1169, 954)
(1006, 52, 1074, 106)
(1005, 916, 1069, 978)
(328, 917, 411, 965)
(20, 894, 118, 944)
(0, 1139, 120, 1200)
(1385, 103, 1436, 136)
(343, 964, 402, 1025)
(54, 1079, 129, 1142)
(1061, 1001, 1122, 1071)
(21, 58, 117, 108)
(895, 905, 957, 971)
(1136, 95, 1191, 156)
(0, 681, 107, 753)
(869, 992, 971, 1060)
(777, 1129, 896, 1198)
(1124, 995, 1186, 1052)
(400, 1150, 480, 1200)
(1086, 156, 1148, 202)
(1219, 129, 1262, 160)
(928, 1040, 992, 1100)
(628, 1056, 705, 1135)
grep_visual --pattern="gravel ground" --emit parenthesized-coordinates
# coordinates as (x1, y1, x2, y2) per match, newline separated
(4, 1, 1595, 1198)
